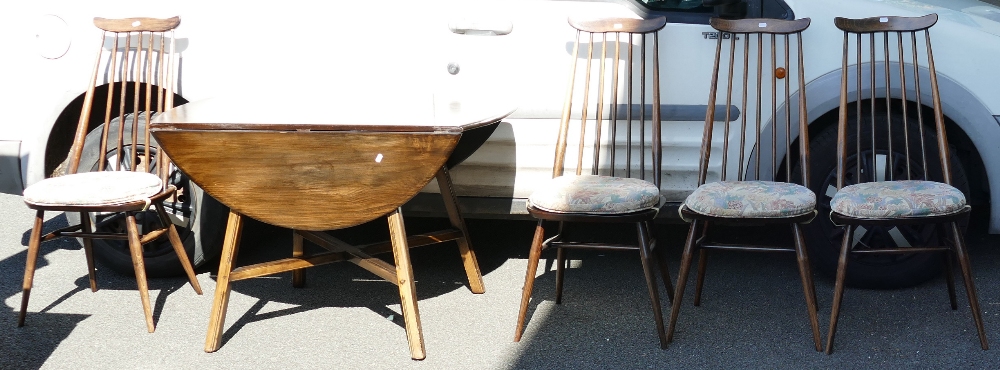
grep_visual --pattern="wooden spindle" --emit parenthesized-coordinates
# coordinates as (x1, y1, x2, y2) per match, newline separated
(855, 33, 862, 184)
(652, 31, 662, 188)
(594, 32, 608, 175)
(578, 32, 595, 176)
(639, 33, 647, 180)
(610, 32, 620, 177)
(699, 33, 724, 186)
(553, 30, 580, 178)
(837, 31, 849, 189)
(897, 31, 911, 180)
(784, 34, 792, 182)
(869, 33, 877, 182)
(770, 33, 778, 178)
(626, 33, 634, 178)
(115, 32, 131, 172)
(739, 33, 750, 182)
(925, 29, 951, 185)
(722, 35, 737, 181)
(99, 35, 119, 172)
(883, 32, 893, 181)
(797, 32, 809, 187)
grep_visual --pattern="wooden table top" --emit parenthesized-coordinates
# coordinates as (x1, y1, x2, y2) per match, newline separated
(149, 93, 514, 230)
(151, 92, 515, 132)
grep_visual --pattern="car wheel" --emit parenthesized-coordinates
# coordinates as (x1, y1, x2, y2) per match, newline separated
(63, 113, 228, 278)
(798, 107, 969, 289)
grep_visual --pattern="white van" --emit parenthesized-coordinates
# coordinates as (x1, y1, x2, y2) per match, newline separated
(2, 0, 999, 288)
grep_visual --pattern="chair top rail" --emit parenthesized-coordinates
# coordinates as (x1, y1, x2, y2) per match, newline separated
(710, 17, 810, 34)
(834, 14, 937, 33)
(94, 16, 180, 33)
(568, 16, 666, 34)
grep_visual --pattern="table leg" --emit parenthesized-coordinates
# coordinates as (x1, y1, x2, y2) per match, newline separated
(205, 210, 244, 353)
(435, 166, 485, 294)
(292, 231, 306, 288)
(388, 208, 426, 360)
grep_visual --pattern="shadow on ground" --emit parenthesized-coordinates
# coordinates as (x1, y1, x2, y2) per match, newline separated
(214, 215, 522, 347)
(509, 209, 1000, 368)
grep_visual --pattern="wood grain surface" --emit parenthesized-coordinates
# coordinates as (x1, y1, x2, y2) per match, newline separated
(834, 14, 937, 33)
(93, 16, 180, 33)
(152, 129, 459, 231)
(710, 17, 810, 34)
(567, 15, 666, 34)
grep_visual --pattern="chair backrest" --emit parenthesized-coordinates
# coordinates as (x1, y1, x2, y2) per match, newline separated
(697, 17, 811, 187)
(833, 14, 952, 189)
(66, 16, 180, 185)
(553, 16, 667, 188)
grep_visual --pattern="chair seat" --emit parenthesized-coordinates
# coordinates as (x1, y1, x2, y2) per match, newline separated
(23, 171, 163, 207)
(683, 180, 816, 218)
(830, 180, 966, 219)
(527, 174, 661, 215)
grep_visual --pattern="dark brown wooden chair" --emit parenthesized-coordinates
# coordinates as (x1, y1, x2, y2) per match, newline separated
(824, 13, 988, 354)
(513, 15, 674, 348)
(665, 17, 822, 351)
(18, 16, 201, 333)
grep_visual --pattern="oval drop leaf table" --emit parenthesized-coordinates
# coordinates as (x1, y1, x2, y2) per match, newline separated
(151, 92, 514, 360)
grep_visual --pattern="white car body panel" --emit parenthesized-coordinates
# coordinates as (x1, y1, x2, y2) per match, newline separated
(1, 0, 999, 230)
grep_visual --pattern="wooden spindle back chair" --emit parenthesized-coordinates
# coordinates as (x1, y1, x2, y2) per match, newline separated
(18, 16, 201, 333)
(514, 15, 674, 348)
(824, 13, 988, 354)
(666, 17, 822, 351)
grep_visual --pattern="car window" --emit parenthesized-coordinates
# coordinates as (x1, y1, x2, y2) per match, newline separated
(633, 0, 793, 23)
(638, 0, 713, 13)
(981, 0, 1000, 7)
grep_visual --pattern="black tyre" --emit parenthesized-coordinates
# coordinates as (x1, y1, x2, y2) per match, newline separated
(63, 113, 228, 277)
(800, 107, 969, 289)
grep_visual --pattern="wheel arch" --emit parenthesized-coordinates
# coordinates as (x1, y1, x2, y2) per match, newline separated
(42, 82, 188, 178)
(762, 63, 997, 232)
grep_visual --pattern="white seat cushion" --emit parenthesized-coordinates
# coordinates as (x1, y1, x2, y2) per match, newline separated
(683, 180, 816, 218)
(23, 171, 163, 207)
(830, 180, 966, 218)
(528, 175, 661, 215)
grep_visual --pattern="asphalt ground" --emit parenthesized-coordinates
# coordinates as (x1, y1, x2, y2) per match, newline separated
(2, 191, 1000, 369)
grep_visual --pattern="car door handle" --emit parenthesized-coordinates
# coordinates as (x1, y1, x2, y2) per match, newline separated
(448, 20, 512, 35)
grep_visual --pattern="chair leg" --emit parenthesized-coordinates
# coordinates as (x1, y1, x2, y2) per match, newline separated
(935, 223, 958, 310)
(649, 221, 674, 303)
(154, 203, 202, 295)
(667, 219, 702, 344)
(205, 210, 244, 353)
(514, 220, 546, 342)
(292, 231, 306, 288)
(693, 249, 708, 307)
(949, 222, 989, 350)
(554, 247, 566, 304)
(637, 221, 668, 349)
(693, 222, 709, 306)
(945, 252, 958, 310)
(825, 225, 854, 354)
(80, 212, 98, 292)
(125, 212, 155, 333)
(18, 210, 45, 327)
(792, 223, 822, 351)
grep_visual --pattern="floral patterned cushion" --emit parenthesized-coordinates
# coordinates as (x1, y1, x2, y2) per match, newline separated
(528, 175, 661, 214)
(830, 180, 966, 218)
(23, 171, 163, 207)
(683, 181, 816, 218)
